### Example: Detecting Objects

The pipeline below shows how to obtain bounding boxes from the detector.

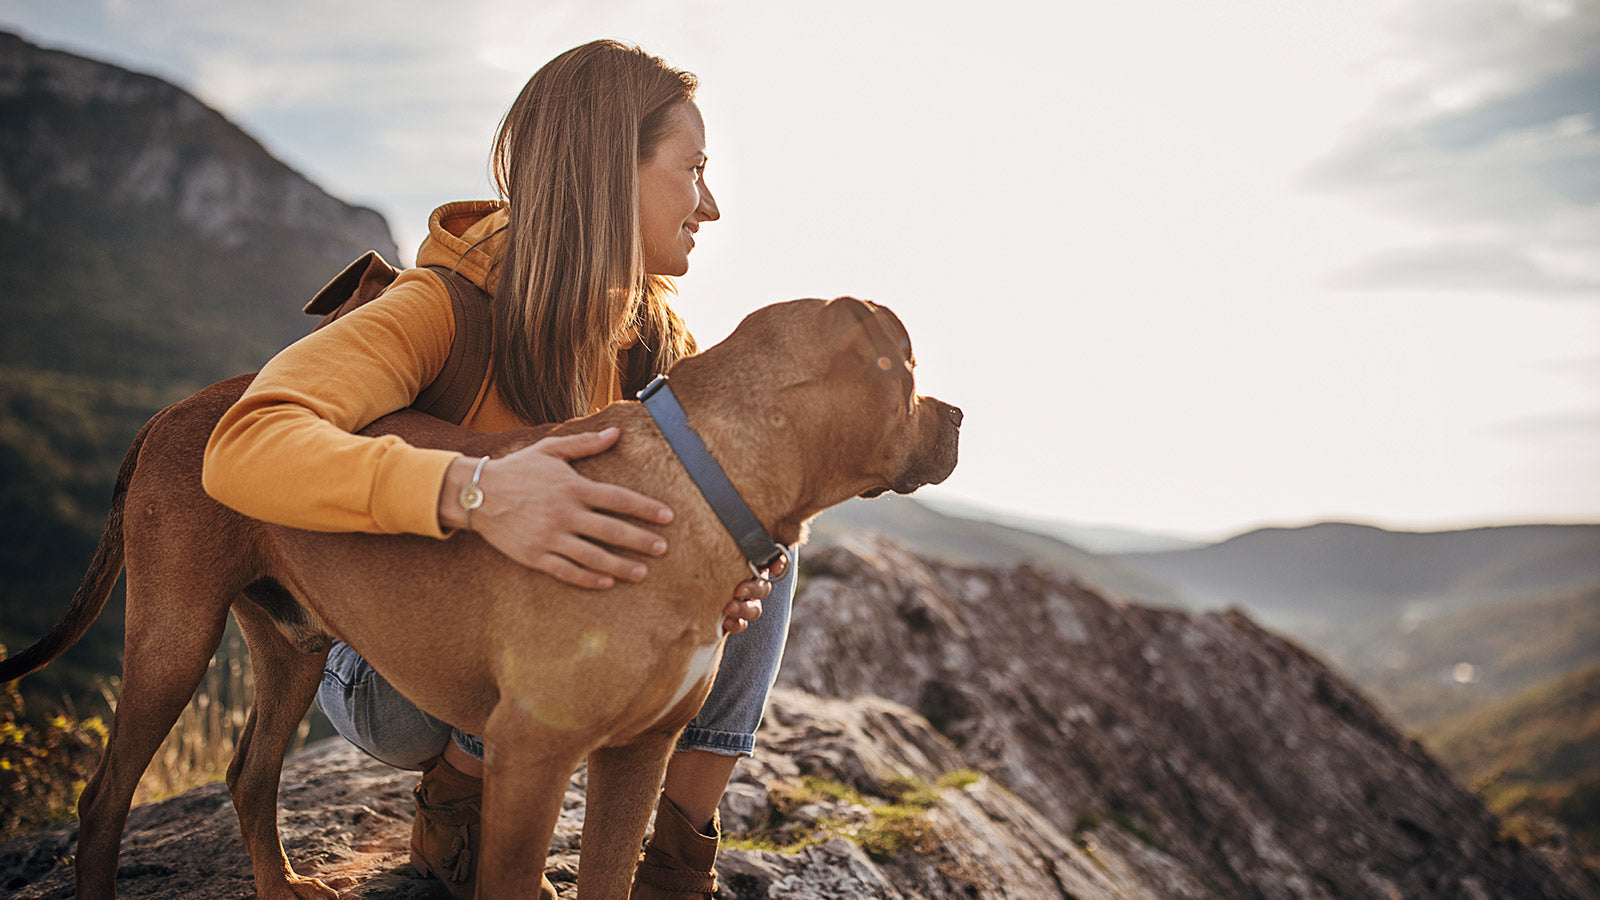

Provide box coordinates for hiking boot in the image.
[408,756,556,899]
[630,793,719,899]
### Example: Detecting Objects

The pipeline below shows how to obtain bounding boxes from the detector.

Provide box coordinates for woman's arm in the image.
[202,271,678,589]
[203,271,463,536]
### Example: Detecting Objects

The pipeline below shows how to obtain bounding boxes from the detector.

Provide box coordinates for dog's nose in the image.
[948,404,963,427]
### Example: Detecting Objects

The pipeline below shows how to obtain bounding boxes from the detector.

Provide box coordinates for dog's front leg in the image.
[476,712,588,900]
[579,732,679,898]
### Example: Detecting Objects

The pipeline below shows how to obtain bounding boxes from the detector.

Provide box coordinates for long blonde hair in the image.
[490,39,699,425]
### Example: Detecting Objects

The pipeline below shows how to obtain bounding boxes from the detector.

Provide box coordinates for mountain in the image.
[810,503,1600,728]
[0,30,397,384]
[1310,575,1600,727]
[1115,521,1600,625]
[810,495,1191,608]
[1108,520,1600,725]
[4,541,1594,898]
[0,30,398,708]
[914,495,1209,554]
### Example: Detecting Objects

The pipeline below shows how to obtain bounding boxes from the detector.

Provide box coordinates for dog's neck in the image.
[653,362,817,550]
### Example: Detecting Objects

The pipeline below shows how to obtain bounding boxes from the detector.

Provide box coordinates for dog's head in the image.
[822,297,962,499]
[685,297,960,515]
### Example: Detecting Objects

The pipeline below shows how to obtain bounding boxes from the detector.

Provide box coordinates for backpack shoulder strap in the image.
[412,266,493,425]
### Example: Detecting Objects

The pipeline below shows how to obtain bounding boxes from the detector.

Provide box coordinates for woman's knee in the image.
[316,642,452,770]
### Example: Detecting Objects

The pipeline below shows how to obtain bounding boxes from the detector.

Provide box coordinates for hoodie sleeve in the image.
[202,269,465,538]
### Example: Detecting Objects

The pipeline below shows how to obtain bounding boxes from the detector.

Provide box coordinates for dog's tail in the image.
[0,407,162,683]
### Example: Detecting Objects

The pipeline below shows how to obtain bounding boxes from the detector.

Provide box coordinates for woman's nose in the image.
[698,181,720,222]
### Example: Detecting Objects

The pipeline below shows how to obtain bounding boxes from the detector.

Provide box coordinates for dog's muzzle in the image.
[887,399,962,495]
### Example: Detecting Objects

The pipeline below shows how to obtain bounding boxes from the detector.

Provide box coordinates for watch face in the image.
[459,484,484,511]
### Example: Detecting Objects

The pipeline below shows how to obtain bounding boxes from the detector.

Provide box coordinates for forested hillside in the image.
[0,30,397,706]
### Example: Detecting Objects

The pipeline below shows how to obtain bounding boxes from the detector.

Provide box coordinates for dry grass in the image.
[1,626,313,838]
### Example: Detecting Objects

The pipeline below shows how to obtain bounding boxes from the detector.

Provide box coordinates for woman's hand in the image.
[722,550,788,634]
[439,427,672,589]
[723,580,765,635]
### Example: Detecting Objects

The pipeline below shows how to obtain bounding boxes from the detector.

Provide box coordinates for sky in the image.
[3,0,1598,541]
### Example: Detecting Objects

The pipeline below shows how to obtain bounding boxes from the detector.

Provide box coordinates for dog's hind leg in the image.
[227,591,337,900]
[72,584,230,900]
[578,731,679,899]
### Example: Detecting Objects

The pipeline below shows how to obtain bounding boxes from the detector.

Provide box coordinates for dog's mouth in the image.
[857,399,961,500]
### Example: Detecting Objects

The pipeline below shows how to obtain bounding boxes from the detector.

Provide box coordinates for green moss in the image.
[732,768,981,860]
[937,768,983,790]
[882,773,942,809]
[771,775,865,812]
[723,833,822,854]
[857,802,938,860]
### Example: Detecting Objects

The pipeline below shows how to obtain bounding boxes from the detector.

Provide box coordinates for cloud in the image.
[1495,410,1600,437]
[1307,0,1600,296]
[1329,240,1600,295]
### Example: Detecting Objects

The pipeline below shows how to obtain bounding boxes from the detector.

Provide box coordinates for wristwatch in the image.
[459,456,489,529]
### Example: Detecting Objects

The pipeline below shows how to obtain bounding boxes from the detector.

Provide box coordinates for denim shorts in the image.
[315,550,794,768]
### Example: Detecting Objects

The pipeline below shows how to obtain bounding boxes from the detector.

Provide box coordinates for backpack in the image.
[303,251,493,426]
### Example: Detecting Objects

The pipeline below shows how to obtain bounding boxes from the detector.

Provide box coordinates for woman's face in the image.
[639,101,719,277]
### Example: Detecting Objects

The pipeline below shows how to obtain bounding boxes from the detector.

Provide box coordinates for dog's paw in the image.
[275,874,342,900]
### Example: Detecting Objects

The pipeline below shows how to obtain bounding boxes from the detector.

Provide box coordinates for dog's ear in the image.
[825,297,913,371]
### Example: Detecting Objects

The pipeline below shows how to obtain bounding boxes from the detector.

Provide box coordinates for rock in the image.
[776,536,1600,899]
[718,838,903,899]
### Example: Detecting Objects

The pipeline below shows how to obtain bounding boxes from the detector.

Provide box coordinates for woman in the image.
[202,40,791,900]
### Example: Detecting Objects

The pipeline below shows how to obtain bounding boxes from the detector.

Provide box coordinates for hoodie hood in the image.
[415,200,509,292]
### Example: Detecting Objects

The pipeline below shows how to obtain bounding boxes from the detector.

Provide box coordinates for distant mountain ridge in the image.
[810,494,1191,608]
[1116,520,1600,622]
[914,495,1209,553]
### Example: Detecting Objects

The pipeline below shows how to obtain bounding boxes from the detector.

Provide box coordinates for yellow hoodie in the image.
[202,201,623,538]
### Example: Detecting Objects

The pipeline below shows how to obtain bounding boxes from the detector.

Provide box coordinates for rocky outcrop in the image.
[778,537,1597,898]
[2,538,1596,898]
[0,692,1093,899]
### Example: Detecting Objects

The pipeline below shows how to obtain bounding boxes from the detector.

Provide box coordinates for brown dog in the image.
[0,297,960,899]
